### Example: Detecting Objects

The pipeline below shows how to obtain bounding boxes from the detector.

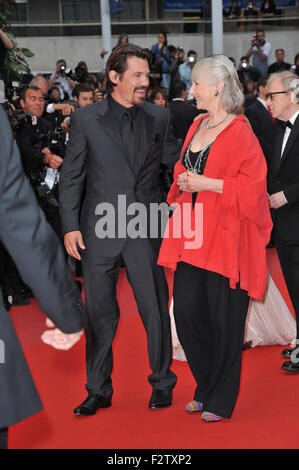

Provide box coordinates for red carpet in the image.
[7,249,299,449]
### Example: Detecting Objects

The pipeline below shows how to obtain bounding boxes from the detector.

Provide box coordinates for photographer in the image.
[168,46,185,100]
[179,50,197,93]
[49,59,76,100]
[93,71,107,102]
[29,73,76,119]
[246,29,271,77]
[151,32,172,92]
[237,56,261,87]
[61,83,94,133]
[16,86,63,238]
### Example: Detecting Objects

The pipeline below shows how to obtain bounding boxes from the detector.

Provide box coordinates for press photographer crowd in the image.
[0,27,298,311]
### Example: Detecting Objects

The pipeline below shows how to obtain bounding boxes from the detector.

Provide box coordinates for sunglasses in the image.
[266,91,288,100]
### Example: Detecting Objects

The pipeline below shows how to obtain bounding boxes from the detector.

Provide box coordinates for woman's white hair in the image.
[191,54,244,114]
[268,71,299,104]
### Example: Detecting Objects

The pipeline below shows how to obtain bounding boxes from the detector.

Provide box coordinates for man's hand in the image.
[268,191,288,209]
[53,103,75,115]
[64,231,86,260]
[61,118,70,133]
[43,148,63,169]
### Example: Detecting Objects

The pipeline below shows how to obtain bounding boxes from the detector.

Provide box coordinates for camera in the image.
[34,181,60,209]
[189,56,195,63]
[252,35,259,47]
[57,65,76,80]
[5,81,26,111]
[241,60,248,69]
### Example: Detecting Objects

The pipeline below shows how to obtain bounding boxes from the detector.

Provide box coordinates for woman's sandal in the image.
[185,400,203,412]
[201,411,223,422]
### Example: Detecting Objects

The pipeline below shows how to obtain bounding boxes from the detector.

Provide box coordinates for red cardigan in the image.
[158,114,273,300]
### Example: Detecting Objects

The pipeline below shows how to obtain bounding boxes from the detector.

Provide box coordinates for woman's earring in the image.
[215,89,219,97]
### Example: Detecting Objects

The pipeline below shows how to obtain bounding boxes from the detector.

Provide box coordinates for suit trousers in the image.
[81,237,177,398]
[274,234,299,341]
[0,427,8,450]
[173,262,249,419]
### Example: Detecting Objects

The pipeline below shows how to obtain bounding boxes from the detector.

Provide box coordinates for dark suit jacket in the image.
[0,107,84,428]
[268,114,299,242]
[16,117,53,180]
[245,99,276,165]
[169,99,199,143]
[59,96,180,256]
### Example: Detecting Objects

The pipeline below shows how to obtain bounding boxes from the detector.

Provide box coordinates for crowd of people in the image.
[225,0,280,19]
[1,22,299,448]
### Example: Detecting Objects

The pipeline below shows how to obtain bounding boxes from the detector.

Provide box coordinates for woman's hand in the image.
[177,171,223,194]
[177,171,208,193]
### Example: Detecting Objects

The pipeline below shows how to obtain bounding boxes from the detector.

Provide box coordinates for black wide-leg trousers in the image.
[81,237,177,399]
[173,262,249,419]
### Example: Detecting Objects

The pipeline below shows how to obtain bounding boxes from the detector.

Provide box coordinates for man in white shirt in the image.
[267,71,299,371]
[246,29,271,77]
[49,59,76,100]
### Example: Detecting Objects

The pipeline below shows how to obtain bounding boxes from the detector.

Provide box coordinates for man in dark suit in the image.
[0,107,84,449]
[169,80,200,148]
[267,49,291,75]
[59,44,178,416]
[267,71,299,371]
[245,76,276,166]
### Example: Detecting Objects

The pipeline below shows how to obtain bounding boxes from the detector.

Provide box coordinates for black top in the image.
[181,128,213,205]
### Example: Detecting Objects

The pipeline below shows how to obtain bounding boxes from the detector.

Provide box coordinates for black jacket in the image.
[268,115,299,242]
[16,116,53,180]
[169,99,199,144]
[245,99,276,165]
[0,107,84,428]
[59,96,180,256]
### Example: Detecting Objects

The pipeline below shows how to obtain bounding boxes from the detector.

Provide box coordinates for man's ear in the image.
[109,70,120,87]
[20,99,26,112]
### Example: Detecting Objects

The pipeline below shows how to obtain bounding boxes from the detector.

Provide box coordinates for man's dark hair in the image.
[172,80,187,99]
[56,58,66,66]
[275,48,284,54]
[257,76,268,90]
[72,82,93,99]
[256,28,265,34]
[20,85,43,102]
[240,56,249,62]
[105,43,150,94]
[187,50,197,57]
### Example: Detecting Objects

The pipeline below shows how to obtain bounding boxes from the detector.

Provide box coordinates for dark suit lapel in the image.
[256,100,272,124]
[279,115,299,169]
[274,120,287,173]
[138,105,155,168]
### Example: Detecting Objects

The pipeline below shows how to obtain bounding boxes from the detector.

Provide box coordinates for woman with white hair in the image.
[158,55,273,421]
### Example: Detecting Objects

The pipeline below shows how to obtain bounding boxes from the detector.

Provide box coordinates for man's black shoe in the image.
[281,360,299,372]
[281,347,298,358]
[149,389,172,409]
[74,393,111,416]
